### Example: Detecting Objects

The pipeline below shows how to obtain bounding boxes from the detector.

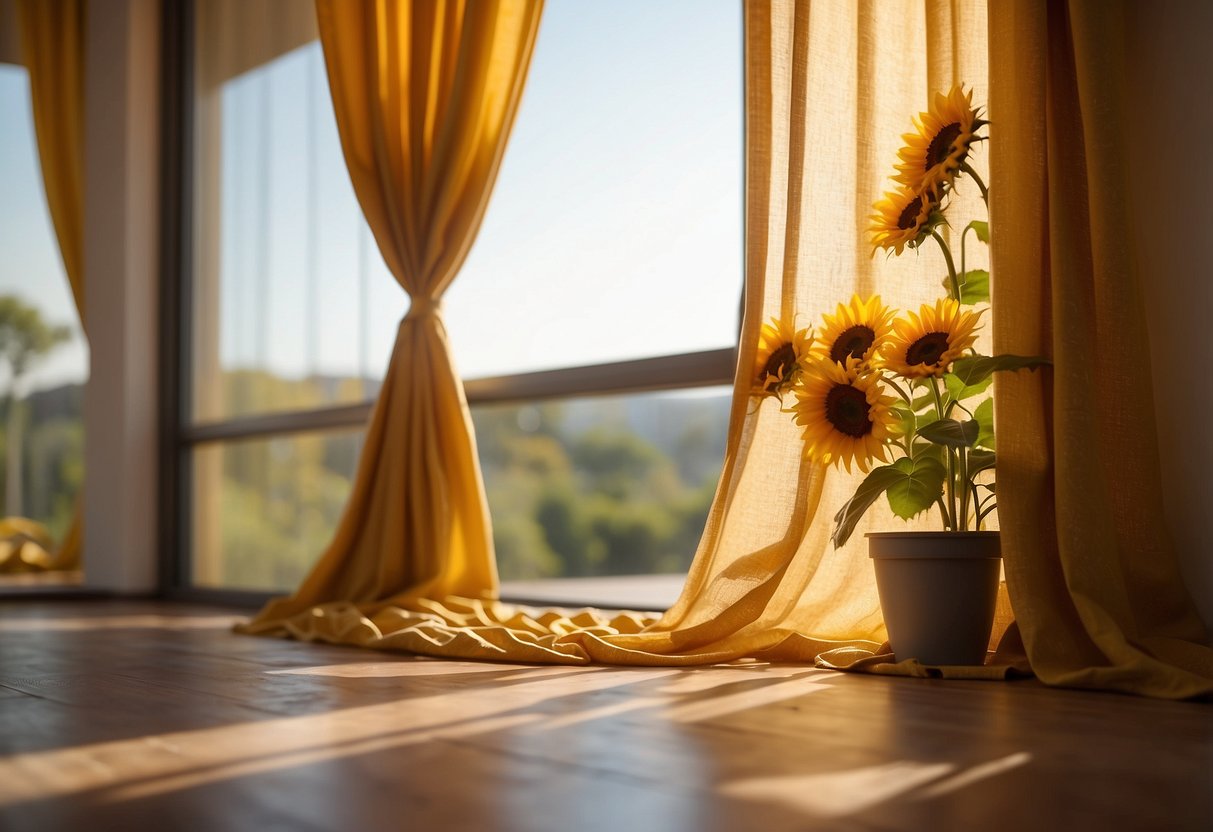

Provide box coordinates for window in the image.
[177,0,742,605]
[0,62,88,551]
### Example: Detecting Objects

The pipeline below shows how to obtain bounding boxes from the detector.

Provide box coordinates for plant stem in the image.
[931,230,962,303]
[961,162,989,203]
[929,377,958,530]
[958,445,970,531]
[936,496,953,530]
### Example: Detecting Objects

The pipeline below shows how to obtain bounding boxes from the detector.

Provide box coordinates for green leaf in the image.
[968,448,996,476]
[911,393,934,412]
[890,400,917,435]
[917,418,979,448]
[942,269,989,305]
[885,456,947,520]
[912,441,945,463]
[968,220,990,244]
[973,398,995,449]
[950,354,1051,389]
[831,465,906,548]
[944,370,994,401]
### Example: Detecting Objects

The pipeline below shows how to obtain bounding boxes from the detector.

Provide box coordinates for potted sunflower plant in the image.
[753,86,1046,666]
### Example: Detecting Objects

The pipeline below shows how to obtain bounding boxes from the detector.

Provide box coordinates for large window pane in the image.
[191,429,363,590]
[444,0,743,376]
[0,64,87,542]
[193,388,730,593]
[189,0,741,424]
[190,3,403,423]
[474,387,730,583]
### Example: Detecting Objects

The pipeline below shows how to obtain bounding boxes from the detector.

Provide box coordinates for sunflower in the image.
[813,294,895,368]
[869,185,941,256]
[881,298,984,378]
[893,85,986,196]
[753,317,812,398]
[793,358,897,473]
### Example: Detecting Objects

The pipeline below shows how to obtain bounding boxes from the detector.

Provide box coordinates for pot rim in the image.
[867,530,1001,560]
[865,531,1000,539]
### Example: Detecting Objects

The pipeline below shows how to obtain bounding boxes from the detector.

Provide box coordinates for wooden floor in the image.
[0,601,1209,832]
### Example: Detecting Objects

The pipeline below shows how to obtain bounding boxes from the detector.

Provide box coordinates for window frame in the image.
[159,0,744,608]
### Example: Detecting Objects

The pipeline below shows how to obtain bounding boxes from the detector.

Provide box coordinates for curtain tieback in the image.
[404,296,443,321]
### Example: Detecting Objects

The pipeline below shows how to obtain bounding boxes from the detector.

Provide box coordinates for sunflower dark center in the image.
[829,325,876,363]
[926,122,963,167]
[763,343,797,383]
[896,196,924,230]
[905,332,950,367]
[825,384,873,438]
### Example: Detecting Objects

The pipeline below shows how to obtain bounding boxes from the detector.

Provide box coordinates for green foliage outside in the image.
[206,383,727,590]
[11,358,729,590]
[0,294,77,535]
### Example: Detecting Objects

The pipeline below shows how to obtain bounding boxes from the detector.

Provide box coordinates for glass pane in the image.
[191,429,362,590]
[188,0,742,423]
[446,0,743,376]
[193,387,730,593]
[190,3,405,423]
[0,65,88,543]
[474,387,731,583]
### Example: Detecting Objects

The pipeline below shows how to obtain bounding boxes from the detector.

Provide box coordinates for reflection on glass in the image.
[0,65,88,541]
[474,387,731,581]
[191,430,363,590]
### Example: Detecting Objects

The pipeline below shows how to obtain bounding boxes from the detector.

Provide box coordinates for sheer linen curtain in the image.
[242,0,1000,669]
[0,0,85,573]
[989,0,1213,699]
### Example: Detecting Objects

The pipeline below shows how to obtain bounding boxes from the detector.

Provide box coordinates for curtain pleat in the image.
[988,0,1213,699]
[240,0,544,631]
[0,0,87,573]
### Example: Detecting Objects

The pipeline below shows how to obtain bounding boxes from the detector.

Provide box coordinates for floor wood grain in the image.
[0,600,1208,832]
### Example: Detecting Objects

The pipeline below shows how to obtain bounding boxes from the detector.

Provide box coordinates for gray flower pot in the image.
[867,531,1001,666]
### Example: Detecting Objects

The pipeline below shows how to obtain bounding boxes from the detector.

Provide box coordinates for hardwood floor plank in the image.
[0,600,1208,832]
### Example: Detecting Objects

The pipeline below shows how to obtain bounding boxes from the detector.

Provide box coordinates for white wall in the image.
[82,0,161,591]
[1126,0,1213,632]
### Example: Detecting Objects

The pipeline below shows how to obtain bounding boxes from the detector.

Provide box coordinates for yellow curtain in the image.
[988,0,1213,698]
[243,0,1004,671]
[0,0,86,573]
[241,0,544,630]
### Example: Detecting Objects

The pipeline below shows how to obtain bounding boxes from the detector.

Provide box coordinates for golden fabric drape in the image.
[243,0,1005,671]
[0,0,86,573]
[241,0,544,630]
[988,0,1213,699]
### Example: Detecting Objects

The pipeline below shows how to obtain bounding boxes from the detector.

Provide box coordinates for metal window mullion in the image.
[180,346,737,446]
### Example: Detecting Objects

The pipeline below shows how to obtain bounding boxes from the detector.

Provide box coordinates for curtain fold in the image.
[243,0,1001,673]
[0,0,87,573]
[242,0,544,630]
[988,0,1213,698]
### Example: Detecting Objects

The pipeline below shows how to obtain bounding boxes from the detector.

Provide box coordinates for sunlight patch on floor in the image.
[917,752,1032,798]
[0,666,683,807]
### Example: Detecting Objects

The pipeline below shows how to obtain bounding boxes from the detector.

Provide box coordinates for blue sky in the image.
[0,0,743,398]
[0,65,86,390]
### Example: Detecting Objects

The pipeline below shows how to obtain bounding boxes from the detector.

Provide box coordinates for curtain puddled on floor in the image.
[0,0,86,574]
[243,0,1006,670]
[988,0,1213,699]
